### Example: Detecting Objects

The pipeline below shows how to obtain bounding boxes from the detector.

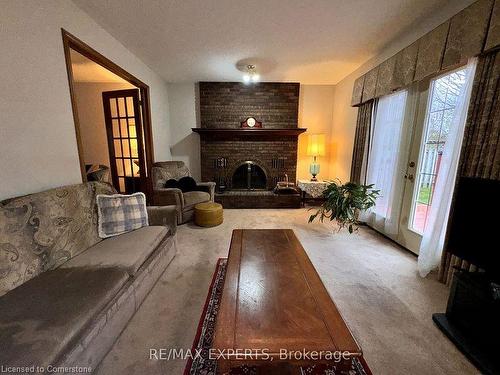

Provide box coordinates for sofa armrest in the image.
[153,188,184,206]
[147,205,178,234]
[196,182,216,201]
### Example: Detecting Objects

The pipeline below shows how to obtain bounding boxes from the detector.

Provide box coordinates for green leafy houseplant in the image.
[308,180,380,233]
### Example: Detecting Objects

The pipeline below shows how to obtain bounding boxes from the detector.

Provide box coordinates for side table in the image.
[297,179,330,206]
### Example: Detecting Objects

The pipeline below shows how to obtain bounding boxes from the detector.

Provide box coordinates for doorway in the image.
[364,65,472,255]
[62,29,154,198]
[398,67,469,254]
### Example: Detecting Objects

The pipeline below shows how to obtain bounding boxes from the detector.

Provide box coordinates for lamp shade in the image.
[306,134,326,156]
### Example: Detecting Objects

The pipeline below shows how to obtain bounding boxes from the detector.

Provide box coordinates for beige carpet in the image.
[95,208,477,375]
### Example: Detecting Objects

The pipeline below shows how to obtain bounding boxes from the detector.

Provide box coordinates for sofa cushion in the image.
[0,182,115,297]
[0,267,128,367]
[61,226,169,276]
[183,191,210,210]
[96,192,149,238]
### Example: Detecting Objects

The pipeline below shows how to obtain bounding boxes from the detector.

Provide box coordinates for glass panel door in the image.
[410,69,467,233]
[398,67,468,253]
[102,89,146,194]
[364,89,409,237]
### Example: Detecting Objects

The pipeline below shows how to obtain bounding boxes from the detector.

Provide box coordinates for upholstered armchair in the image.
[151,161,215,224]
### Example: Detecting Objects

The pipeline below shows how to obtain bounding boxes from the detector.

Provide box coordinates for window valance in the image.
[351,0,497,106]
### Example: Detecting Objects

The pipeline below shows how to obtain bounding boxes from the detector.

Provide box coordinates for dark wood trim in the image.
[62,29,149,88]
[192,128,307,135]
[141,86,155,187]
[102,94,119,188]
[192,128,307,140]
[61,29,154,198]
[62,30,87,181]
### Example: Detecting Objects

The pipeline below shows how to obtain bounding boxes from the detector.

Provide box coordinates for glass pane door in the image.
[409,68,467,234]
[397,67,469,254]
[102,89,146,194]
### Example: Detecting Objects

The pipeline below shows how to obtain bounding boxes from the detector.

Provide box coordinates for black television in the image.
[446,177,500,279]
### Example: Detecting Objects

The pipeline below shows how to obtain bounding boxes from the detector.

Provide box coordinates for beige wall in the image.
[74,82,134,167]
[167,83,201,180]
[0,0,171,200]
[329,0,474,182]
[298,85,335,181]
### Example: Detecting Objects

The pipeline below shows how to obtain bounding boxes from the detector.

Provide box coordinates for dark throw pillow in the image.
[165,179,178,189]
[178,176,197,192]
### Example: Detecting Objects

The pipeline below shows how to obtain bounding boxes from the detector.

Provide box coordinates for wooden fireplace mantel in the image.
[192,128,307,139]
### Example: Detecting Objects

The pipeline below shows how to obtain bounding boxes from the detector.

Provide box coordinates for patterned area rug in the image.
[184,259,372,375]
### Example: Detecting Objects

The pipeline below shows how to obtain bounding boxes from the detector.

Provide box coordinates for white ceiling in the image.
[73,0,474,84]
[70,49,130,83]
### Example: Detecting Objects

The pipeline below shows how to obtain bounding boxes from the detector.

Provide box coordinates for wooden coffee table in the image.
[213,229,361,374]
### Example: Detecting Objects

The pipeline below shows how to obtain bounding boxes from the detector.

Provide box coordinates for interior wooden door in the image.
[102,89,147,194]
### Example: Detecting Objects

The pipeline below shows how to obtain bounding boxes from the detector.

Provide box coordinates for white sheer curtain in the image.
[418,58,477,277]
[362,90,411,236]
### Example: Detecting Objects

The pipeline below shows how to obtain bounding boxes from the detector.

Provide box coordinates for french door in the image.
[396,80,430,253]
[397,67,469,254]
[102,89,147,194]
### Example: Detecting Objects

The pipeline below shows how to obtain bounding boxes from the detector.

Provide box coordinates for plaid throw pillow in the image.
[96,193,148,238]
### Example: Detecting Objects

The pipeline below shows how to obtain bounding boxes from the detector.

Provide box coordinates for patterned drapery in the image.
[351,0,497,106]
[439,50,500,284]
[350,101,373,184]
[442,0,492,68]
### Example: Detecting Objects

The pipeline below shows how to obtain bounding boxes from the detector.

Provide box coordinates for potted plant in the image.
[308,180,379,233]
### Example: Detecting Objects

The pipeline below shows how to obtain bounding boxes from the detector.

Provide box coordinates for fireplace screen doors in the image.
[232,161,267,190]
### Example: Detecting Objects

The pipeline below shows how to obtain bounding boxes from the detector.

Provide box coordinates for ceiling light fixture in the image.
[243,64,259,84]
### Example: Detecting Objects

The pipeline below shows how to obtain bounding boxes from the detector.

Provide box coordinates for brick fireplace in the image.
[193,82,306,208]
[198,136,300,190]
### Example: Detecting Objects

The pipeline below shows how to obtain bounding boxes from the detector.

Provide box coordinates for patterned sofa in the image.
[0,182,177,372]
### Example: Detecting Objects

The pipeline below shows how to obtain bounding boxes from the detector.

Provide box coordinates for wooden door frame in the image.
[61,29,154,198]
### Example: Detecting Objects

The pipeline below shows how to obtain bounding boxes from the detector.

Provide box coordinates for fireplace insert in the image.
[232,161,267,190]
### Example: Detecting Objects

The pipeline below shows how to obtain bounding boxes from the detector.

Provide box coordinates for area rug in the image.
[184,258,372,375]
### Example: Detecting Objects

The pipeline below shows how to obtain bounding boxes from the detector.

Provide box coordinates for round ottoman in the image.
[194,202,223,227]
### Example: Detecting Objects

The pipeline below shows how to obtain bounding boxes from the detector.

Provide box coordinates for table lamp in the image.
[307,134,326,181]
